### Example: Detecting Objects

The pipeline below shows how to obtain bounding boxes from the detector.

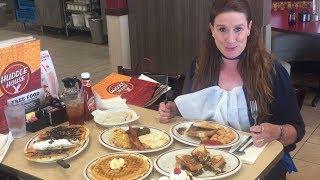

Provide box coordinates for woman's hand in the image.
[250,123,281,147]
[158,101,178,123]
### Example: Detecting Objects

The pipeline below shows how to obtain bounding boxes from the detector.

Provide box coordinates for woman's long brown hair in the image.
[192,0,275,122]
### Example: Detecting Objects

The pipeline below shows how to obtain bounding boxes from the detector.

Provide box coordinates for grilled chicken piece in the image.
[191,145,210,163]
[176,155,203,175]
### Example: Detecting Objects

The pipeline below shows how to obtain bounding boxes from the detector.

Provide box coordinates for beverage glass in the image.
[4,104,26,138]
[65,98,84,125]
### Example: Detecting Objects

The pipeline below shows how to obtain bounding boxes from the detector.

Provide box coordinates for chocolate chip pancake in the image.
[37,125,89,142]
[88,154,151,180]
[24,125,90,162]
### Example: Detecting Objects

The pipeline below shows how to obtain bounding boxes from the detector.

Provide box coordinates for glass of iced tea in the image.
[65,97,84,125]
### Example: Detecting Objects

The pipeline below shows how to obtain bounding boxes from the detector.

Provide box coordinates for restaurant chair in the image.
[279,60,306,110]
[272,33,320,107]
[117,66,185,110]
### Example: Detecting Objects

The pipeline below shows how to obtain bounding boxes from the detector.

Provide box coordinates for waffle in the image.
[89,154,150,180]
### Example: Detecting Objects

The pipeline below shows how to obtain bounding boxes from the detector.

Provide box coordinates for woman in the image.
[158,0,305,179]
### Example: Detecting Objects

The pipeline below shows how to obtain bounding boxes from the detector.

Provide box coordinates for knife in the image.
[164,74,169,104]
[144,84,167,107]
[233,136,252,153]
[57,159,70,168]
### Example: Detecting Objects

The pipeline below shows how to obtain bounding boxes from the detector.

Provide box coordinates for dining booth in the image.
[271,0,320,107]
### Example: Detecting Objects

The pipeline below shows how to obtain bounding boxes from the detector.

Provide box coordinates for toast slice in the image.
[191,121,221,130]
[191,145,210,163]
[206,155,226,172]
[186,125,217,138]
[176,154,203,175]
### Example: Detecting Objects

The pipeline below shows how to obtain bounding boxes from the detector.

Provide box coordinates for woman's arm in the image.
[271,63,305,144]
[251,62,305,148]
[280,124,298,146]
[158,101,179,123]
[250,123,297,147]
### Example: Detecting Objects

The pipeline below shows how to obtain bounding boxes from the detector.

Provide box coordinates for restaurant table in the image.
[271,10,320,36]
[0,106,283,180]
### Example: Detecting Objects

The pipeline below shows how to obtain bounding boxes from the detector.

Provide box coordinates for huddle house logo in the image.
[0,62,31,95]
[107,81,134,95]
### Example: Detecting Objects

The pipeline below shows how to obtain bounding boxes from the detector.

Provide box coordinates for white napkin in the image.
[95,94,129,110]
[138,74,171,91]
[174,86,250,131]
[229,134,267,164]
[0,132,14,162]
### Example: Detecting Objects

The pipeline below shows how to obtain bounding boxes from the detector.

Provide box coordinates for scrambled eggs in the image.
[138,132,169,149]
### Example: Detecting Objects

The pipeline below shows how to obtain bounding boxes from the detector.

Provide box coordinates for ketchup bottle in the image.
[81,72,96,121]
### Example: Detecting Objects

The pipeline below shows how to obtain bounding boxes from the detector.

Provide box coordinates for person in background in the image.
[158,0,305,179]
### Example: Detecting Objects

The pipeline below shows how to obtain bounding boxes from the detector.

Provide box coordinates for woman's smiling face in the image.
[210,11,252,59]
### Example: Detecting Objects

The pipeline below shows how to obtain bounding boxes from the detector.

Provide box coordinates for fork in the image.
[250,100,258,125]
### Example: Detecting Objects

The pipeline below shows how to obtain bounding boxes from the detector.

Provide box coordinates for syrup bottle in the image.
[81,72,96,121]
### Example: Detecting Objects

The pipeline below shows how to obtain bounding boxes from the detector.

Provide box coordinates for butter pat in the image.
[110,158,125,170]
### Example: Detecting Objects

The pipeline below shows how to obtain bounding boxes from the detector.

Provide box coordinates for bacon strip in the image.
[126,126,145,150]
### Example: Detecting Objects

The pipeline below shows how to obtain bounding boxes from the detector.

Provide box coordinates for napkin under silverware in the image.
[95,94,129,110]
[229,134,267,164]
[0,132,14,162]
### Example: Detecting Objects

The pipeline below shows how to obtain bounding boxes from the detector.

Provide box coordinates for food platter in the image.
[99,125,173,153]
[92,108,139,127]
[170,121,240,149]
[24,136,89,163]
[154,147,242,179]
[24,125,90,163]
[84,153,153,180]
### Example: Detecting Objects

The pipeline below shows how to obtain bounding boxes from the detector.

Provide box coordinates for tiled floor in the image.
[1,21,320,180]
[287,93,320,180]
[0,21,111,87]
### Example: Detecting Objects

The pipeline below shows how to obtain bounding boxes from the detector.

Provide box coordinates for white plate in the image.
[92,108,139,127]
[84,153,153,180]
[154,148,242,179]
[170,122,240,149]
[24,129,89,163]
[99,125,173,153]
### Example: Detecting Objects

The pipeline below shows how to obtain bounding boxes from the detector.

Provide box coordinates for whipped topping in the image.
[32,139,78,150]
[110,158,125,170]
[158,169,191,180]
